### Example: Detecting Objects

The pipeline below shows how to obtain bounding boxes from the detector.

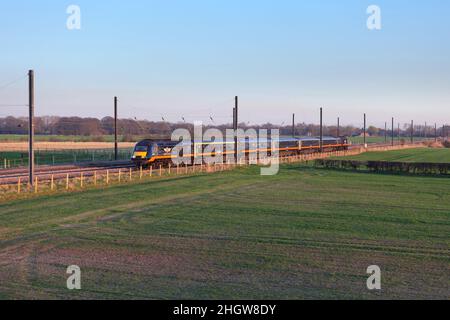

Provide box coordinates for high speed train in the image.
[131,136,349,167]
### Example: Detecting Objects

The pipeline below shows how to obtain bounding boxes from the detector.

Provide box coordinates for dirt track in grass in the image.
[0,164,449,299]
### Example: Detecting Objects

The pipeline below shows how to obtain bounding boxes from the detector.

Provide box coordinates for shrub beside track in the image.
[315,159,450,175]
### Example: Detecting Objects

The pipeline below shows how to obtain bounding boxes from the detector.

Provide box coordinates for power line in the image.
[0,74,27,92]
[0,104,28,107]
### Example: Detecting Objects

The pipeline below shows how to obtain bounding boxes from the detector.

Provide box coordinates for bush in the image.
[121,134,136,142]
[315,159,449,175]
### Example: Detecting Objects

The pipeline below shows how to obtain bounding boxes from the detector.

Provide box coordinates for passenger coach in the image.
[131,136,349,167]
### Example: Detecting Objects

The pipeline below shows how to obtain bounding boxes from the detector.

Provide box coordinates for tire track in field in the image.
[0,177,267,297]
[0,176,264,246]
[156,232,450,260]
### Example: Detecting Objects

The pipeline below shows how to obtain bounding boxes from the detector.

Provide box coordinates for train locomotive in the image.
[131,136,349,167]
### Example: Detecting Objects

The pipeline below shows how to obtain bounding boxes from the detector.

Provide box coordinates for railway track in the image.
[0,141,427,186]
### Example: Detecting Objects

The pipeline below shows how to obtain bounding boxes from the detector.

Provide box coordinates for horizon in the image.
[1,113,442,130]
[1,1,450,127]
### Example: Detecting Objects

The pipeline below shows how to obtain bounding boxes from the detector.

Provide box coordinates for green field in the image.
[0,163,448,299]
[334,148,450,163]
[348,136,390,144]
[0,149,133,167]
[0,134,117,142]
[0,134,163,143]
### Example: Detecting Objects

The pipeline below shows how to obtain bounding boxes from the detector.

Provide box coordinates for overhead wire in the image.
[0,74,27,92]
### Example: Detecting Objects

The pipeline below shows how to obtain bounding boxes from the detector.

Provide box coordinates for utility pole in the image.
[337,117,340,137]
[114,96,118,161]
[363,113,366,147]
[234,96,238,162]
[319,108,323,152]
[398,123,400,141]
[411,120,414,143]
[384,122,387,143]
[424,122,427,139]
[28,70,35,186]
[292,113,295,137]
[232,108,236,128]
[391,117,394,146]
[435,123,437,142]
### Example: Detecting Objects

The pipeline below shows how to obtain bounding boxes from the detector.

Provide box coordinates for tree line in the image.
[0,116,446,138]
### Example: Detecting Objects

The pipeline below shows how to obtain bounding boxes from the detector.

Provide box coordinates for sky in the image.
[1,0,449,127]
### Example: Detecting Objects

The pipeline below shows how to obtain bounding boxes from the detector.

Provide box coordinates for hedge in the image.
[314,159,449,175]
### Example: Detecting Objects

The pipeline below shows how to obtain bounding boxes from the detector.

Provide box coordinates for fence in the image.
[0,162,242,200]
[0,142,429,200]
[0,140,426,170]
[0,148,133,169]
[276,142,425,164]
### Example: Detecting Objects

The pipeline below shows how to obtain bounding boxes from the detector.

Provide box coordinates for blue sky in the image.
[1,0,449,126]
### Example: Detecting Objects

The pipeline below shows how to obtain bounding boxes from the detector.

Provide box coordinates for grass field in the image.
[0,149,133,167]
[0,134,118,142]
[0,163,448,299]
[333,148,450,163]
[348,136,390,144]
[0,134,163,143]
[348,137,434,145]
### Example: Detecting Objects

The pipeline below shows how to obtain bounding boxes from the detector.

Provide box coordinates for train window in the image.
[135,146,148,152]
[152,144,159,155]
